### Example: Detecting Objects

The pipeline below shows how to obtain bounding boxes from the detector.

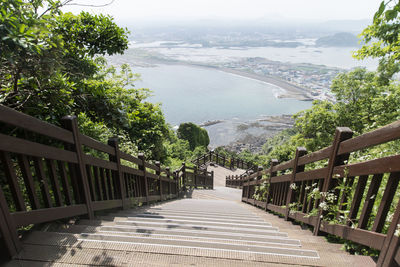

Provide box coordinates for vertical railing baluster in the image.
[166,167,171,199]
[0,186,21,258]
[265,159,279,210]
[18,155,40,209]
[138,153,149,204]
[313,127,353,236]
[285,147,307,220]
[108,138,127,209]
[57,161,72,205]
[156,162,162,201]
[62,116,94,219]
[0,152,26,211]
[377,191,400,266]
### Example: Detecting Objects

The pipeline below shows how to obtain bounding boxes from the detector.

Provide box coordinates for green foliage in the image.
[191,146,208,159]
[355,0,400,83]
[177,122,210,150]
[164,129,191,161]
[0,0,169,160]
[253,181,269,201]
[262,68,400,165]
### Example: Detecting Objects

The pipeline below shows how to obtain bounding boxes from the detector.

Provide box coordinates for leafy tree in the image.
[0,0,169,160]
[355,0,400,83]
[177,122,210,150]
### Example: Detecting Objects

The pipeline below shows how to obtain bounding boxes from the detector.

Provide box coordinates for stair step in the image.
[23,231,319,261]
[116,220,279,233]
[94,230,301,247]
[55,224,295,245]
[8,244,309,267]
[97,214,273,229]
[76,232,307,255]
[111,211,267,224]
[77,219,281,236]
[119,209,264,221]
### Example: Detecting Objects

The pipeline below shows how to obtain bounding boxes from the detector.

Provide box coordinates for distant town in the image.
[215,57,342,102]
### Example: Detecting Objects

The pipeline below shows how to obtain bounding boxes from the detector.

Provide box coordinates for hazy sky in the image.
[63,0,383,22]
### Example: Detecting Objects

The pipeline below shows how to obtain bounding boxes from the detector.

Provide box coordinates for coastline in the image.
[146,59,314,101]
[111,48,315,101]
[217,67,313,101]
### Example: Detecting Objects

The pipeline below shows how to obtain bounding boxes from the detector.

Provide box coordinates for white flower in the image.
[395,224,400,237]
[319,201,328,211]
[326,193,337,202]
[312,188,320,194]
[290,183,297,190]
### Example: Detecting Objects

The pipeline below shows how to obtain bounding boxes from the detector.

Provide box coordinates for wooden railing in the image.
[0,105,213,259]
[193,151,255,170]
[235,122,400,267]
[175,163,214,190]
[226,167,262,189]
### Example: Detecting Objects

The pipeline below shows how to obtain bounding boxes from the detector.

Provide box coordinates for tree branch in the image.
[64,0,115,8]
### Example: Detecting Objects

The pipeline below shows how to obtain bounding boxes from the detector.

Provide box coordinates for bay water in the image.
[134,64,312,125]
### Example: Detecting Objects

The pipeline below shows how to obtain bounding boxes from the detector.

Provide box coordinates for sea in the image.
[109,42,378,146]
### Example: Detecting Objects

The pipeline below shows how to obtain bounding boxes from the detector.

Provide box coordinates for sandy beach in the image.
[165,61,314,101]
[217,68,313,101]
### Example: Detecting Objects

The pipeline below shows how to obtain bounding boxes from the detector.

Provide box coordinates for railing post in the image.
[377,190,400,266]
[194,166,198,189]
[181,162,186,190]
[266,159,279,211]
[222,155,225,167]
[108,138,127,210]
[174,171,179,198]
[155,161,162,201]
[255,166,263,204]
[230,158,234,169]
[257,166,263,180]
[61,116,94,219]
[0,186,21,258]
[246,170,253,200]
[165,167,171,199]
[313,127,353,235]
[285,147,307,221]
[211,170,214,189]
[138,153,149,204]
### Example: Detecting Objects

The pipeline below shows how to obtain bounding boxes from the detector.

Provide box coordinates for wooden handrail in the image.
[192,151,255,171]
[0,105,213,259]
[235,121,400,267]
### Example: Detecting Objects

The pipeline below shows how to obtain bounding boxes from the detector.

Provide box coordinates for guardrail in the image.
[0,105,213,259]
[226,167,262,189]
[236,122,400,267]
[175,163,214,190]
[192,151,255,170]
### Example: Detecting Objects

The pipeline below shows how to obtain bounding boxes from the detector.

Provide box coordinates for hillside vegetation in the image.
[228,0,400,167]
[2,0,400,170]
[0,0,208,169]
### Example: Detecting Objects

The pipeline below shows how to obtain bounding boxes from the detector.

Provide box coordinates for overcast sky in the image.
[62,0,383,22]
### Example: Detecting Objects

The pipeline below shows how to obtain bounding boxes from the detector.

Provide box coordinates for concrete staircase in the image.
[5,165,375,266]
[8,198,323,266]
